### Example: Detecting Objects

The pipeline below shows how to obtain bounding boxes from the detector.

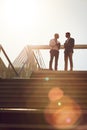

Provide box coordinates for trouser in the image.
[49,50,59,70]
[64,52,73,71]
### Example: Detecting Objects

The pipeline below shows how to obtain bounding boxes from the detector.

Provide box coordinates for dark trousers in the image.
[49,50,59,70]
[64,52,73,71]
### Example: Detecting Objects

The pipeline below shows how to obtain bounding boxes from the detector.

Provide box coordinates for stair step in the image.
[0,70,87,129]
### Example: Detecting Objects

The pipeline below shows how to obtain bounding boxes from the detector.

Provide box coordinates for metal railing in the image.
[11,46,38,78]
[0,44,19,78]
[30,44,87,49]
[0,44,87,78]
[0,45,46,78]
[30,44,87,71]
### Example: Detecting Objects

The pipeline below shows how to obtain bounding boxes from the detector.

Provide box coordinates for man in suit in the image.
[49,33,60,70]
[64,32,75,71]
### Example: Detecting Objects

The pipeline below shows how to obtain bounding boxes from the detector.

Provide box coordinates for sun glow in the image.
[3,0,39,29]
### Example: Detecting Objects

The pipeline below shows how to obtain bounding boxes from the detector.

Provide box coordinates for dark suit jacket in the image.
[64,38,75,54]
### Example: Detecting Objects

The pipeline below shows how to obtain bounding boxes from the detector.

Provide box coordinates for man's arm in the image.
[70,38,75,48]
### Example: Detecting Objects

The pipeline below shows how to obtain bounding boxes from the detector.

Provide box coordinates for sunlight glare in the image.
[4,0,39,29]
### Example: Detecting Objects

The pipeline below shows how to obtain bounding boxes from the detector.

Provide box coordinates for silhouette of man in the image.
[49,33,60,70]
[64,32,75,71]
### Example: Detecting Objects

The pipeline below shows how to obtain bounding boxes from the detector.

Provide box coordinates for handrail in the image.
[0,44,87,78]
[30,44,87,49]
[33,50,46,69]
[33,51,41,69]
[26,44,87,71]
[12,46,38,77]
[0,44,19,77]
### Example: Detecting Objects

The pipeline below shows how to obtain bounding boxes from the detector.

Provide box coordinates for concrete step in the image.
[31,70,87,78]
[0,71,87,129]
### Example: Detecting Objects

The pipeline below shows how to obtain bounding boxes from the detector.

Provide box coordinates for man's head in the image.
[54,33,59,39]
[65,32,71,38]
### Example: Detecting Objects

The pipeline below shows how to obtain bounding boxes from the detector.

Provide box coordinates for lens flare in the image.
[45,77,49,81]
[48,87,64,101]
[44,96,82,129]
[57,101,62,106]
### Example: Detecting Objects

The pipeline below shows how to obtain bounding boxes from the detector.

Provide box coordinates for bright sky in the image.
[0,0,87,70]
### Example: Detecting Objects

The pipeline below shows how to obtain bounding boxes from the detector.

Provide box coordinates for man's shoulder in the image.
[69,38,75,43]
[50,39,54,42]
[49,39,55,46]
[70,37,74,41]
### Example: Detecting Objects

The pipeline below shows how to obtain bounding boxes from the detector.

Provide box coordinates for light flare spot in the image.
[45,77,49,81]
[48,87,64,101]
[66,117,71,123]
[44,96,82,129]
[57,101,62,106]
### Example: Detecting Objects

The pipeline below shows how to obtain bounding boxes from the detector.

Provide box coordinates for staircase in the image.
[0,70,87,130]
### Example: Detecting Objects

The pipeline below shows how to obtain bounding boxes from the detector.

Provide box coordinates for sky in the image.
[0,0,87,70]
